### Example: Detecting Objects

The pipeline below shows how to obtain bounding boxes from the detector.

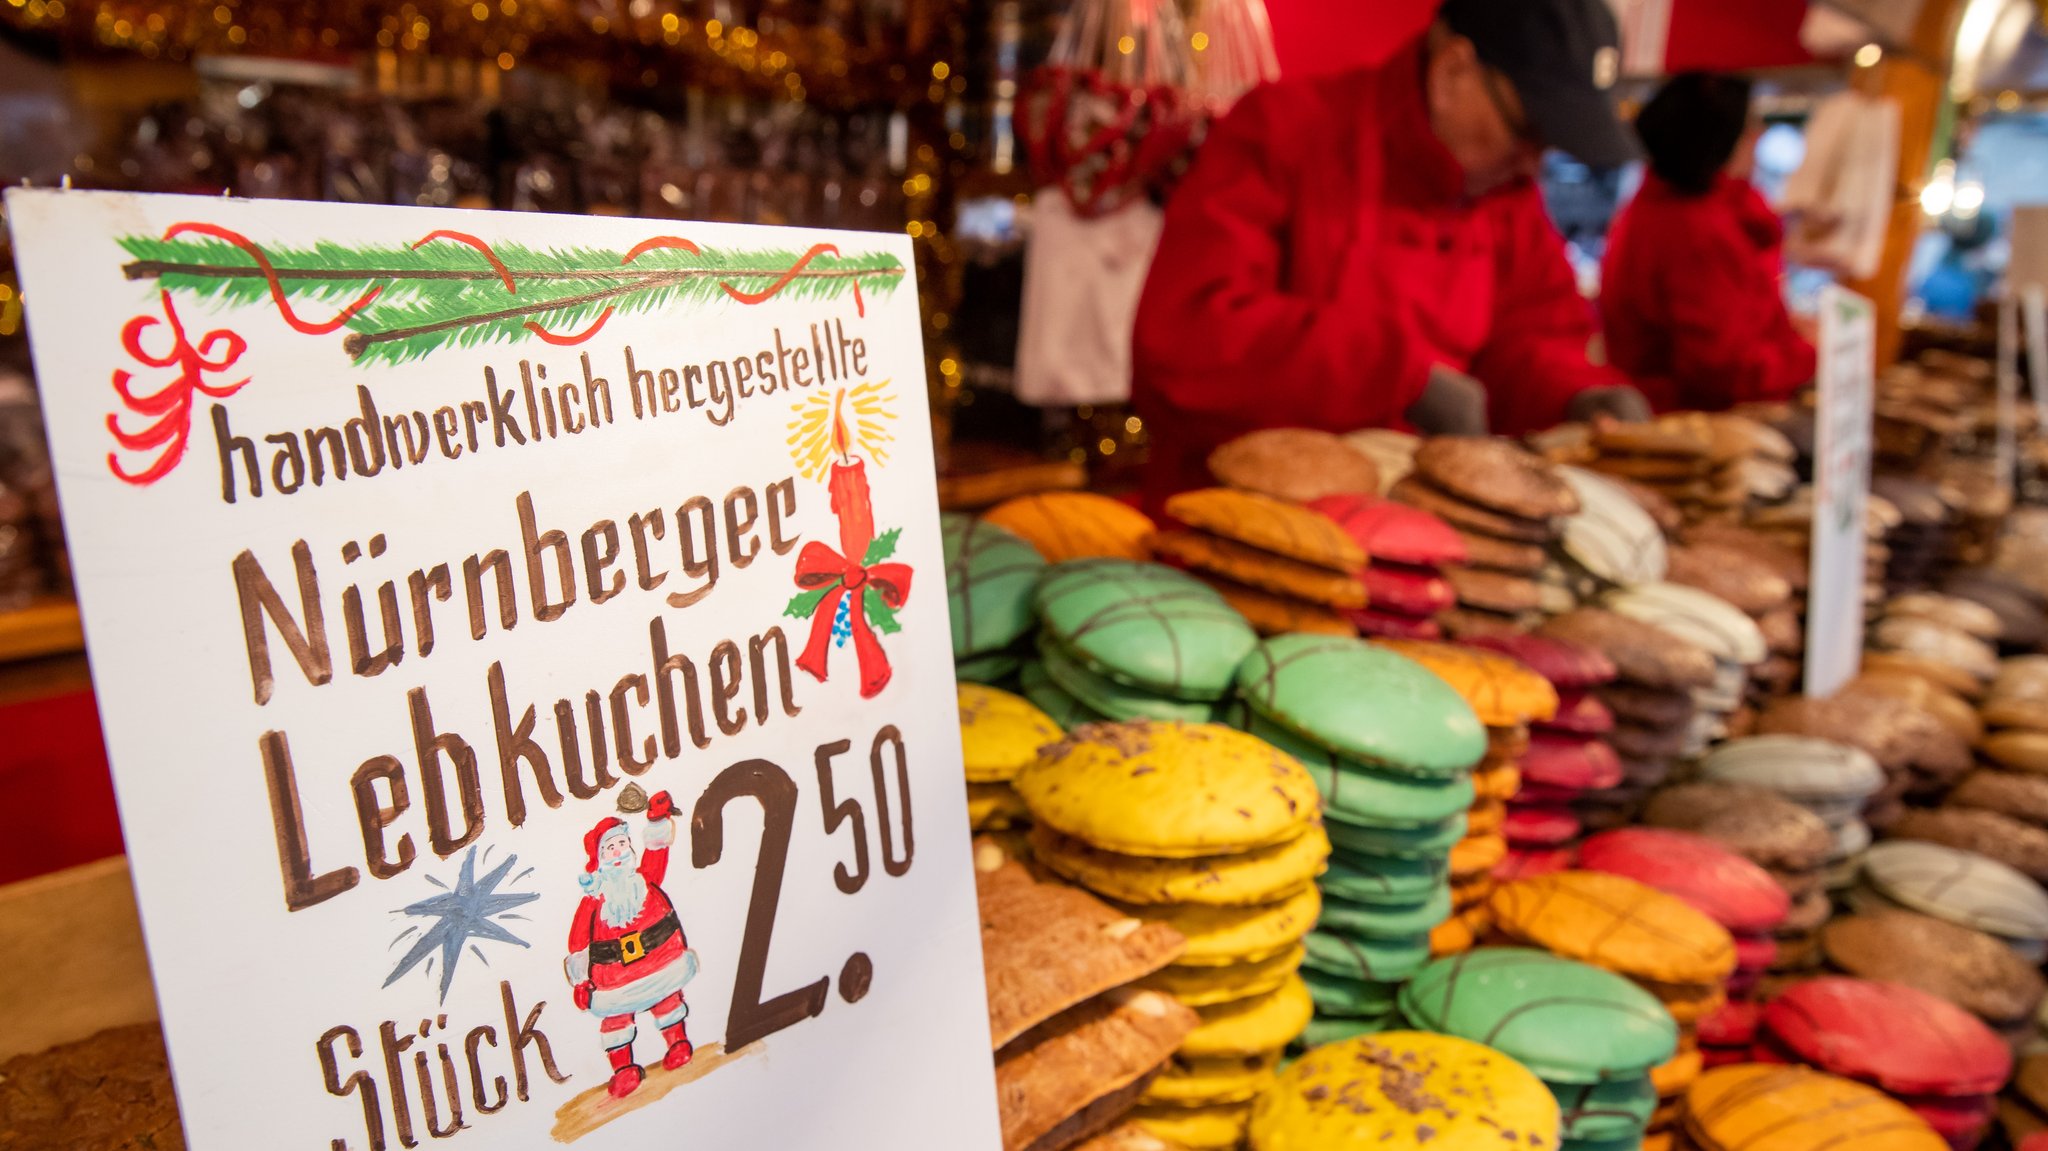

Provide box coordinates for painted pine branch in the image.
[117,233,908,366]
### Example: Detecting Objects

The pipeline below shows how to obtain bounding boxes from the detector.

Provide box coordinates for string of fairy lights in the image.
[0,0,965,110]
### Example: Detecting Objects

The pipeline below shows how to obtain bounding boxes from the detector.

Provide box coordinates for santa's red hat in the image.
[585,817,631,873]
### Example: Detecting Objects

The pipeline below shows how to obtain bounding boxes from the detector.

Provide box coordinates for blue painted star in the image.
[384,846,540,1003]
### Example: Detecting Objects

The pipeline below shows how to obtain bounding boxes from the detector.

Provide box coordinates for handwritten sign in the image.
[2023,285,2048,438]
[6,189,1000,1150]
[2000,293,2021,496]
[1805,285,1875,699]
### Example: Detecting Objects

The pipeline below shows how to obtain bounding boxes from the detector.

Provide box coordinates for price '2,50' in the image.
[690,723,913,1052]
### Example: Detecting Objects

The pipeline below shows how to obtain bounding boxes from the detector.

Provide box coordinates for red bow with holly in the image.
[786,475,912,699]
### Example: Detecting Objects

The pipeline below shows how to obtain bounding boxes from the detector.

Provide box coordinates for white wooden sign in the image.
[6,188,1000,1151]
[1805,284,1875,699]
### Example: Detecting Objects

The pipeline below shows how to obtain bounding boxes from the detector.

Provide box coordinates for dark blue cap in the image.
[1439,0,1639,169]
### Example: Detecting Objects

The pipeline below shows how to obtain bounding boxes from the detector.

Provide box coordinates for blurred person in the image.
[1131,0,1651,514]
[1601,72,1815,413]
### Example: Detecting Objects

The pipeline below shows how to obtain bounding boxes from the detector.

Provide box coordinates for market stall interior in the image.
[14,0,2048,1148]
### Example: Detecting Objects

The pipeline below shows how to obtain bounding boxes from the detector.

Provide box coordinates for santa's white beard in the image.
[593,860,648,928]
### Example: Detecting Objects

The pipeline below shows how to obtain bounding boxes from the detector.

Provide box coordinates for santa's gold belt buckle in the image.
[620,932,645,963]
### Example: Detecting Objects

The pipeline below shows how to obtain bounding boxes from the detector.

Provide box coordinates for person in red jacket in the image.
[1132,0,1650,514]
[1601,73,1816,413]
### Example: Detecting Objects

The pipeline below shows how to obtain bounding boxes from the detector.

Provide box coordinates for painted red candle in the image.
[789,387,911,699]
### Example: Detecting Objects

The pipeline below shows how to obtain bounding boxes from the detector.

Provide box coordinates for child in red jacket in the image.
[1601,73,1816,413]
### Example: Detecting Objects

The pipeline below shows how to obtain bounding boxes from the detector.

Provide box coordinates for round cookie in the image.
[1491,871,1737,985]
[1390,475,1558,543]
[1979,695,2048,733]
[1208,428,1381,504]
[959,684,1063,782]
[1428,905,1494,957]
[1503,806,1581,849]
[1489,724,1534,761]
[1639,782,1833,875]
[1243,713,1475,828]
[1890,806,2048,883]
[1451,833,1510,880]
[1439,605,1535,640]
[1296,1014,1397,1048]
[1129,1102,1252,1151]
[1559,465,1670,587]
[1307,494,1468,568]
[1684,1064,1948,1151]
[1318,887,1454,940]
[1248,1031,1561,1150]
[1859,840,2048,945]
[1320,848,1450,907]
[1457,528,1550,573]
[1301,964,1400,1019]
[1639,977,1726,1024]
[1028,826,1330,907]
[1347,606,1445,641]
[1018,659,1107,729]
[1983,730,2048,774]
[1649,1047,1703,1098]
[1451,873,1496,910]
[985,491,1154,563]
[942,512,1047,658]
[1236,635,1487,776]
[1592,419,1712,459]
[1545,692,1618,735]
[1443,565,1547,615]
[1538,609,1717,692]
[1603,582,1767,667]
[1325,813,1468,859]
[1822,909,2046,1027]
[1035,560,1257,701]
[1466,800,1508,836]
[1551,1076,1659,1142]
[1497,846,1577,882]
[1360,565,1457,616]
[1474,762,1523,802]
[1302,929,1431,984]
[1400,949,1678,1083]
[1464,632,1620,690]
[1150,530,1370,609]
[1120,884,1322,967]
[1196,574,1356,638]
[1015,721,1320,857]
[1141,945,1306,1007]
[1371,638,1561,728]
[968,782,1029,830]
[1038,641,1221,724]
[1665,542,1793,616]
[1414,435,1580,520]
[1141,1051,1281,1107]
[1697,736,1885,818]
[956,649,1023,685]
[1165,488,1365,573]
[1340,428,1421,490]
[1760,977,2011,1096]
[1178,974,1314,1058]
[1578,828,1791,934]
[1601,683,1697,728]
[1888,592,2002,639]
[1522,735,1625,791]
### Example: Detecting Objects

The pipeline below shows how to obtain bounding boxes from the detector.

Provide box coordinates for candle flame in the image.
[785,380,900,481]
[830,389,852,462]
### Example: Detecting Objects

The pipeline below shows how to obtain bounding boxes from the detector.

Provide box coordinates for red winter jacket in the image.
[1131,41,1621,516]
[1600,173,1816,413]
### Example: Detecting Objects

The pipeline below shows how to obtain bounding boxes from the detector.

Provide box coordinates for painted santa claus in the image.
[564,789,699,1098]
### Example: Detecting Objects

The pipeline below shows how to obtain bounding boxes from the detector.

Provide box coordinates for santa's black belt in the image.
[587,912,681,965]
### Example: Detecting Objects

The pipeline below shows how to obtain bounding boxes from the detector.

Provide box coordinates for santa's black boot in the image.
[606,1043,643,1098]
[661,1021,694,1070]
